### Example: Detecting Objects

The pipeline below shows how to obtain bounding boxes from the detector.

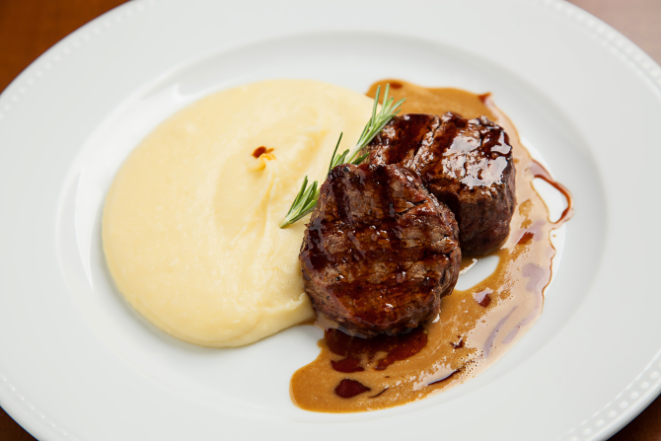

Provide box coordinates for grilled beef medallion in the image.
[299,163,461,337]
[369,113,516,255]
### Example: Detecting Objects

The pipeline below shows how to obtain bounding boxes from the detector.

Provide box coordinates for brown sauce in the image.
[290,79,573,413]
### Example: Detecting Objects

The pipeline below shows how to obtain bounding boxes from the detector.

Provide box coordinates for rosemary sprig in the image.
[279,84,404,228]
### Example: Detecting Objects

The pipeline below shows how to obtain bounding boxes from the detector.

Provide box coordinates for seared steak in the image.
[369,113,516,255]
[299,164,461,337]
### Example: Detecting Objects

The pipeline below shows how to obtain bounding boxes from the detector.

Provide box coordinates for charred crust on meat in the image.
[299,164,461,337]
[368,112,516,255]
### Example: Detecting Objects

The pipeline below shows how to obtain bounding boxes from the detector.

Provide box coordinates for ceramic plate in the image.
[1,0,660,440]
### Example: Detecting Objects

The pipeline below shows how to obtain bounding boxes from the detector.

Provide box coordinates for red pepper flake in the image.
[252,146,274,158]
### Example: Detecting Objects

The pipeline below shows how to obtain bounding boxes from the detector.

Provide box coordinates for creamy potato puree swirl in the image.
[103,80,375,347]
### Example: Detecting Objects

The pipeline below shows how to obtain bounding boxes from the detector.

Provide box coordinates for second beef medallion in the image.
[369,113,516,255]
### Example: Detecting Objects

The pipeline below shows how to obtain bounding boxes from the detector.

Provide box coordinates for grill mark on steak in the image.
[300,164,461,337]
[369,114,439,168]
[369,112,516,255]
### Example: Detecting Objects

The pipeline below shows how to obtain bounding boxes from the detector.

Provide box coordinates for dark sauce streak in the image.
[331,358,364,373]
[474,288,492,307]
[251,146,274,158]
[335,379,371,398]
[518,231,535,245]
[369,388,388,399]
[530,160,574,225]
[326,327,427,373]
[374,327,427,371]
[451,336,464,349]
[428,369,460,386]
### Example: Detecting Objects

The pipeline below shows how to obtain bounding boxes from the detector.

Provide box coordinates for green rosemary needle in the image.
[279,84,404,228]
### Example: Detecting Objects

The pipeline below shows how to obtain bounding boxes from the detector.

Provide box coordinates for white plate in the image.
[1,0,660,440]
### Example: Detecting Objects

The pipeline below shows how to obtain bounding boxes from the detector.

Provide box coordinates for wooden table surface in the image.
[1,0,660,440]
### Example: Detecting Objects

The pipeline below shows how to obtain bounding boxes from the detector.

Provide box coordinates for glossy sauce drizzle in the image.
[290,80,573,413]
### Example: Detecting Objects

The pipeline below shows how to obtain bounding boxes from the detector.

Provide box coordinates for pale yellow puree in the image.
[102,80,375,347]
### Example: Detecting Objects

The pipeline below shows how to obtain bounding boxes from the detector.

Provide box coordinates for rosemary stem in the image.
[279,84,404,228]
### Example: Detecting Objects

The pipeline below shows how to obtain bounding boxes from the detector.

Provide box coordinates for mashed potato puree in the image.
[102,80,375,347]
